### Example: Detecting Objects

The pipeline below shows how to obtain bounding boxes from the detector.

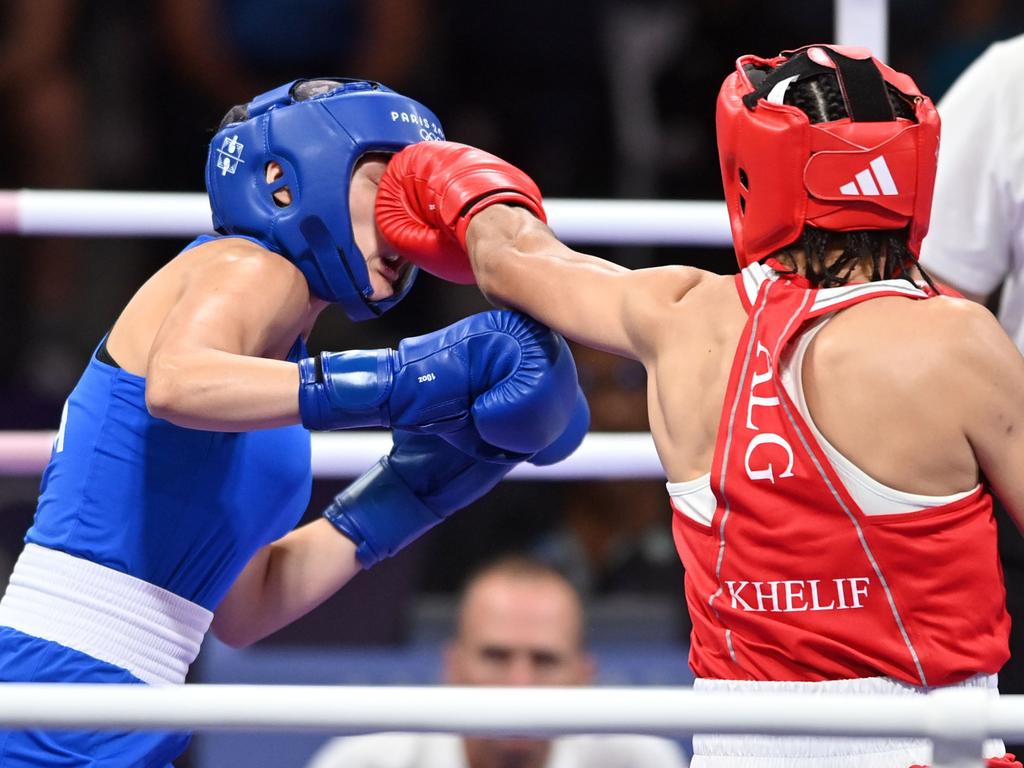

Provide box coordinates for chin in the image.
[368,278,396,300]
[491,738,549,764]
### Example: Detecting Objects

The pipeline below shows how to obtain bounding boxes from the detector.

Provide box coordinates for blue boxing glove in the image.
[528,384,589,466]
[325,384,589,568]
[324,430,514,568]
[299,310,578,455]
[442,381,591,464]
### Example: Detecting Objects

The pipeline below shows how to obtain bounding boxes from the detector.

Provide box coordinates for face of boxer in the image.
[445,571,593,768]
[264,155,409,301]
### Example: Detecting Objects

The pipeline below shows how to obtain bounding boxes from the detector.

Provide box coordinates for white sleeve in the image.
[551,734,689,767]
[919,37,1024,295]
[304,737,367,768]
[612,736,689,767]
[304,733,420,768]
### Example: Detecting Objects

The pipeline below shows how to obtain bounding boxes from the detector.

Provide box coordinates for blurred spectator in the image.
[0,0,86,192]
[151,0,431,210]
[305,556,687,768]
[431,1,611,199]
[0,0,91,400]
[156,0,429,111]
[918,32,1024,755]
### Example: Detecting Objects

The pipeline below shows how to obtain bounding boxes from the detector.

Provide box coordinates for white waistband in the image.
[0,543,213,686]
[692,676,1005,767]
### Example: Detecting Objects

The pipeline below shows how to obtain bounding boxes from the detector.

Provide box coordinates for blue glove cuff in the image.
[298,350,394,431]
[323,458,441,569]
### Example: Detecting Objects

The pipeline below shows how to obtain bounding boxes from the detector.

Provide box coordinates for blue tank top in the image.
[26,236,313,610]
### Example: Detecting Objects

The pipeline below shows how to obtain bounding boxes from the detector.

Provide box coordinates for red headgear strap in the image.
[716,44,940,268]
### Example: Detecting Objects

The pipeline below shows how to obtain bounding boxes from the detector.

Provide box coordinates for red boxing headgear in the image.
[716,44,940,268]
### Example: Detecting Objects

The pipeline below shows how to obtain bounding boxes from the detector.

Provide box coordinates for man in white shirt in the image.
[919,33,1024,757]
[306,556,687,768]
[919,33,1024,340]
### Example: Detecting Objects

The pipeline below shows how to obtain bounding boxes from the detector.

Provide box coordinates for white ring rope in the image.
[0,685,1011,762]
[0,431,662,479]
[0,190,731,246]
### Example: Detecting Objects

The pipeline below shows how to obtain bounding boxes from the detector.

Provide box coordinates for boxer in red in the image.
[373,45,1024,767]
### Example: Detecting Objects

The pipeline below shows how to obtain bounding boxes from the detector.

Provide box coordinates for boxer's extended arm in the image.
[375,141,706,361]
[467,205,706,361]
[957,301,1024,528]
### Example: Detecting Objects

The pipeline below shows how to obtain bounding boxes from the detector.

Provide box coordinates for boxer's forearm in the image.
[467,205,647,358]
[145,349,301,431]
[211,519,361,648]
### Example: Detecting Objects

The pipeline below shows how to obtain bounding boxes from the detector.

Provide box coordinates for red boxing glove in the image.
[376,141,546,284]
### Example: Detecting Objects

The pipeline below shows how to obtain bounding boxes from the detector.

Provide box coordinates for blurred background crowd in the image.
[1,0,1023,764]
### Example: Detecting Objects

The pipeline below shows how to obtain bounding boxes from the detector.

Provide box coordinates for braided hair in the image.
[217,79,346,130]
[775,73,936,291]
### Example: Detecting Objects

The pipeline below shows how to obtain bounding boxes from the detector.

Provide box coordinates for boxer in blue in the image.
[0,79,588,767]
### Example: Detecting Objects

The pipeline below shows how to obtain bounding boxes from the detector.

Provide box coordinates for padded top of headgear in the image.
[743,46,896,121]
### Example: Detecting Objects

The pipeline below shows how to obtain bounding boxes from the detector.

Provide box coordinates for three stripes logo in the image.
[839,156,898,196]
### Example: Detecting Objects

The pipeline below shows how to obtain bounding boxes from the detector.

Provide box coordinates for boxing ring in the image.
[3,2,1013,766]
[0,684,1019,766]
[1,211,1014,766]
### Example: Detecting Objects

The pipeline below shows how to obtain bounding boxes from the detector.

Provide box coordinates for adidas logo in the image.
[839,156,898,196]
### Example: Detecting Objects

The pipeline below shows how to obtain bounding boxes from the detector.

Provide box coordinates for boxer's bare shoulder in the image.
[628,269,745,364]
[800,292,1021,497]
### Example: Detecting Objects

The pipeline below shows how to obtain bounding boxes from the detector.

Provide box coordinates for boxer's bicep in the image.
[143,244,311,429]
[148,243,308,366]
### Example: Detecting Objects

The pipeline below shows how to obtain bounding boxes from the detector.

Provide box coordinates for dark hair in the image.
[217,79,345,130]
[776,73,936,291]
[218,103,249,130]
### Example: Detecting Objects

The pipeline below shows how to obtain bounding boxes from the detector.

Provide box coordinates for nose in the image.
[501,656,541,686]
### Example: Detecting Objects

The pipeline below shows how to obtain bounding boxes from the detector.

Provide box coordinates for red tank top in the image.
[673,264,1009,687]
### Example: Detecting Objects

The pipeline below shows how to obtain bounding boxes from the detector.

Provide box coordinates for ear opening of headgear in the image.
[716,44,940,269]
[205,78,445,321]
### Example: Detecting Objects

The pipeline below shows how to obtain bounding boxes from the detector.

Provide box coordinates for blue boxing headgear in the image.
[205,79,445,320]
